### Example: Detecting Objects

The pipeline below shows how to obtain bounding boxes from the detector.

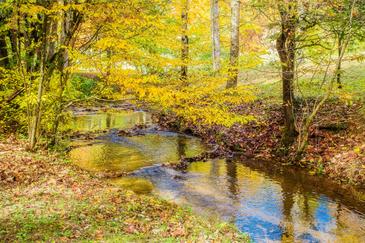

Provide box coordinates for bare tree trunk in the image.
[9,31,18,67]
[50,70,68,146]
[181,0,189,81]
[337,33,344,89]
[276,0,297,147]
[106,48,112,79]
[211,0,221,73]
[226,0,240,88]
[0,2,10,68]
[50,0,69,146]
[0,35,9,67]
[29,15,49,150]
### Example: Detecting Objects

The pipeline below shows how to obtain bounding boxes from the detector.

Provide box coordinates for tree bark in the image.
[181,0,189,81]
[211,0,221,73]
[29,15,50,150]
[0,35,9,67]
[0,2,10,68]
[226,0,240,88]
[295,0,357,158]
[276,0,297,147]
[9,31,18,67]
[337,33,344,89]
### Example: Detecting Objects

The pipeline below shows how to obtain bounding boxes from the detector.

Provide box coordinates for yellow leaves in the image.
[338,91,354,105]
[68,0,260,128]
[19,2,82,16]
[175,105,254,127]
[354,146,361,154]
[112,71,255,127]
[95,38,130,51]
[20,4,47,16]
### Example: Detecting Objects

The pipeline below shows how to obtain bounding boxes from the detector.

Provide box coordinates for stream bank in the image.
[154,100,365,188]
[67,108,365,242]
[0,139,246,242]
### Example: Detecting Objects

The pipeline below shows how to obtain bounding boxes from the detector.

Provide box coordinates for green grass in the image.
[250,61,365,104]
[1,192,247,242]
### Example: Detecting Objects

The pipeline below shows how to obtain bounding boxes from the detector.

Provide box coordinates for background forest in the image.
[2,0,365,242]
[1,0,365,181]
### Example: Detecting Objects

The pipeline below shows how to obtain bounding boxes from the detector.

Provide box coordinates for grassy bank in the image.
[0,139,247,242]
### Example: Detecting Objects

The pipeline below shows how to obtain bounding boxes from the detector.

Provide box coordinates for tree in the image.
[0,36,9,67]
[181,0,189,81]
[211,0,221,73]
[0,2,12,68]
[319,0,365,88]
[276,0,298,147]
[226,0,240,88]
[295,0,358,157]
[0,0,84,149]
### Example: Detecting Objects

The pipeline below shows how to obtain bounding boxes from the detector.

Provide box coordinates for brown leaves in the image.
[155,101,283,160]
[0,154,47,187]
[0,139,246,242]
[155,99,365,187]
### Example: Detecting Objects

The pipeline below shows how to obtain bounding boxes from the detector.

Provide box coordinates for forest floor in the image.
[0,138,247,242]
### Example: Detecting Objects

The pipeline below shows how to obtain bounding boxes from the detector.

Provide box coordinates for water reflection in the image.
[108,177,153,194]
[177,135,187,159]
[70,134,205,173]
[72,111,152,131]
[70,111,365,242]
[133,159,365,242]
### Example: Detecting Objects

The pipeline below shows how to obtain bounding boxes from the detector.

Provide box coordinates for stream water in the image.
[70,110,365,242]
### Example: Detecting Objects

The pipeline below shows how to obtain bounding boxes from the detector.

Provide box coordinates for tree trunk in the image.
[0,35,9,67]
[181,0,189,81]
[29,16,50,150]
[50,0,68,146]
[211,0,221,73]
[50,70,68,146]
[276,0,297,147]
[226,0,240,88]
[9,31,18,67]
[337,33,344,89]
[295,0,356,158]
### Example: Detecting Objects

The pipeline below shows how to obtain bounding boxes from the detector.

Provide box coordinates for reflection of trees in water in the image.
[209,159,219,177]
[98,114,102,129]
[234,159,351,241]
[100,143,118,170]
[226,159,240,201]
[280,180,295,242]
[303,193,312,222]
[274,171,337,241]
[106,113,111,129]
[137,111,146,125]
[177,135,187,159]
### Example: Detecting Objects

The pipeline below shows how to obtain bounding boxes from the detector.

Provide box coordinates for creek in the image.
[70,110,365,242]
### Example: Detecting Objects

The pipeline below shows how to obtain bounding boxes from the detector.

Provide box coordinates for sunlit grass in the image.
[252,61,365,104]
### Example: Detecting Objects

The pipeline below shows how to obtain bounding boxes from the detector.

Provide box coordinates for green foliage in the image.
[0,68,27,133]
[70,74,98,98]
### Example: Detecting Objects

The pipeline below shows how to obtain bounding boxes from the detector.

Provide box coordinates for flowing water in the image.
[70,110,365,242]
